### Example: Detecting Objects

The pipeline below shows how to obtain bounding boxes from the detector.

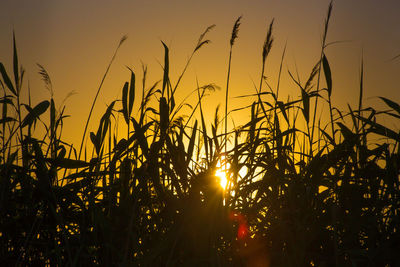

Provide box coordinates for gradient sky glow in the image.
[1,0,399,145]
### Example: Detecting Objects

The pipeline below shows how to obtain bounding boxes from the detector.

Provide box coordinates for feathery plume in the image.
[262,19,274,64]
[37,63,53,96]
[230,16,242,46]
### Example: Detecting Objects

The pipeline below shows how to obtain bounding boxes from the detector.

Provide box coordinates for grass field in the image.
[1,2,400,266]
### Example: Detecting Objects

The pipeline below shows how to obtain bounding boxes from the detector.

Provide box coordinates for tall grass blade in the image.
[13,31,20,93]
[187,120,198,165]
[301,88,310,123]
[0,63,16,96]
[78,35,127,160]
[122,81,130,124]
[322,54,332,97]
[225,16,242,164]
[161,41,169,97]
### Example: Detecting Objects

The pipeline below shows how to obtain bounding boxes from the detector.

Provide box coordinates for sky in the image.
[1,0,399,146]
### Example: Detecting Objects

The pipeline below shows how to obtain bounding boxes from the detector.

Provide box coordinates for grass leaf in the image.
[322,53,332,97]
[47,158,91,169]
[380,97,400,116]
[21,100,50,128]
[122,81,129,124]
[161,41,169,96]
[0,63,16,95]
[301,88,310,123]
[13,31,20,92]
[128,68,135,118]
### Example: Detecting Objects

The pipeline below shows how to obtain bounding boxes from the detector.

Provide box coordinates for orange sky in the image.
[1,0,399,146]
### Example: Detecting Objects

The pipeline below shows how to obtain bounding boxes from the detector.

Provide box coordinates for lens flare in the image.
[229,211,249,240]
[237,223,249,239]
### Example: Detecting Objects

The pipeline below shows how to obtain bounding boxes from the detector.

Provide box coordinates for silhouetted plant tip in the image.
[37,63,53,96]
[78,35,127,160]
[230,16,242,46]
[194,24,215,52]
[262,19,274,64]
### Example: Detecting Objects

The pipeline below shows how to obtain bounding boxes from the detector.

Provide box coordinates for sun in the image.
[215,169,228,190]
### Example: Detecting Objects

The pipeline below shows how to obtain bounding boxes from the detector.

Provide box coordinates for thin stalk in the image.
[16,90,25,167]
[256,19,274,120]
[225,45,233,157]
[225,16,241,180]
[273,44,286,154]
[358,57,365,145]
[78,36,127,160]
[276,43,286,101]
[172,25,215,97]
[1,81,6,165]
[310,1,332,155]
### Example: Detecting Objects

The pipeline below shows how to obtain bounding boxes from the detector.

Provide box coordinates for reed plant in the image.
[1,2,399,266]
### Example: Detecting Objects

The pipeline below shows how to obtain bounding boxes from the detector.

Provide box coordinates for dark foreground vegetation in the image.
[1,3,399,266]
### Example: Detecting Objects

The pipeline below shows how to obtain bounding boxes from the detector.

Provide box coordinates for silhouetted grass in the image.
[1,2,400,266]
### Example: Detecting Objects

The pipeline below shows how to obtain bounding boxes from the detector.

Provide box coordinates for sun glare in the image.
[215,169,228,190]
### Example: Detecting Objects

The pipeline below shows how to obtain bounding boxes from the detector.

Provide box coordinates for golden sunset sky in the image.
[1,0,399,146]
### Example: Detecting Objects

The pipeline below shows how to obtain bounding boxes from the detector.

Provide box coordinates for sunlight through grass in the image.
[215,168,228,190]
